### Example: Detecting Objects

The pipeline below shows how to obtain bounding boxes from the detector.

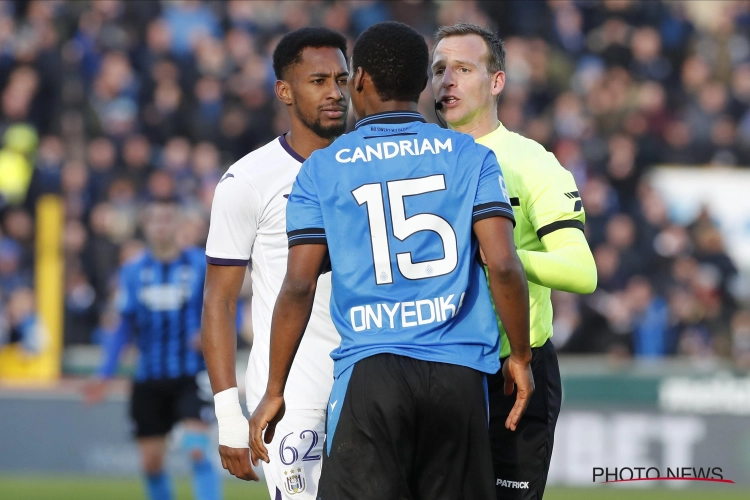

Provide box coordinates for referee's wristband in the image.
[214,387,249,449]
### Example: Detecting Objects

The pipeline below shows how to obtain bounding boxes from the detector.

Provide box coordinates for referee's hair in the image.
[273,27,348,80]
[434,22,505,74]
[352,21,428,103]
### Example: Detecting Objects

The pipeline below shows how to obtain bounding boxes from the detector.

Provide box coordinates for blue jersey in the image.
[117,248,206,381]
[286,111,514,377]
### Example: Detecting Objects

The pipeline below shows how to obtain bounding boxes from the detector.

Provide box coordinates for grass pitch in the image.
[0,476,747,499]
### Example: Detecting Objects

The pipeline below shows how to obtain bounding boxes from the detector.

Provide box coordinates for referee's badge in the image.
[283,466,307,495]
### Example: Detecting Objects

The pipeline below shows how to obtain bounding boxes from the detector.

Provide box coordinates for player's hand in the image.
[502,354,534,431]
[216,394,259,481]
[248,393,286,466]
[82,379,108,405]
[218,444,259,482]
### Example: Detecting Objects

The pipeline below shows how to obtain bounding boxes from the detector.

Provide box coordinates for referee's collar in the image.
[355,111,426,130]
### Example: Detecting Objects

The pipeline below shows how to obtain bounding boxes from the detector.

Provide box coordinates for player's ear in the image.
[490,70,505,99]
[275,79,293,106]
[352,67,365,94]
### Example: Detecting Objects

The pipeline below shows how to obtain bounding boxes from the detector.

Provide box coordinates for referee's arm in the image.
[474,216,533,431]
[518,227,597,294]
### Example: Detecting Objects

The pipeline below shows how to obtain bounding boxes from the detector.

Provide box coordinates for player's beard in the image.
[296,107,347,140]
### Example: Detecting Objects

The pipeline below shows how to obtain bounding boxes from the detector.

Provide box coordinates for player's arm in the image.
[97,317,130,378]
[471,142,533,431]
[83,316,131,404]
[474,217,533,431]
[201,263,259,481]
[201,172,261,481]
[248,243,327,464]
[202,264,245,394]
[518,227,597,294]
[84,266,136,404]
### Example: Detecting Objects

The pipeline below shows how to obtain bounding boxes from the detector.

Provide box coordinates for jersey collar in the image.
[478,121,507,143]
[278,134,306,163]
[355,111,426,130]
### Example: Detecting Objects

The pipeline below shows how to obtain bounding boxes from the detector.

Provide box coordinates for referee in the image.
[432,23,597,499]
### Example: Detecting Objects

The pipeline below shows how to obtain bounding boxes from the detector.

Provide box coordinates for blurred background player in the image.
[249,21,532,500]
[84,197,221,500]
[432,22,597,500]
[201,27,348,499]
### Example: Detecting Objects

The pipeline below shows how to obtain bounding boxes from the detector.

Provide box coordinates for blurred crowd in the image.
[0,0,749,368]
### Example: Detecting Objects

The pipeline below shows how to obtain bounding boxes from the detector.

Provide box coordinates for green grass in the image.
[0,476,747,499]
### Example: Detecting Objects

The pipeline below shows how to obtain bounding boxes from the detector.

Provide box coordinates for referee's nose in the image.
[441,66,457,88]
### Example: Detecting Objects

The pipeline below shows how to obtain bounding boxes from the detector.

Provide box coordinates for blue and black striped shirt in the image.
[114,248,206,381]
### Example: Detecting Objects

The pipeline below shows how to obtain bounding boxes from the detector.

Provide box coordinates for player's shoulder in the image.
[417,123,488,160]
[215,138,292,202]
[310,132,350,161]
[303,132,354,174]
[120,250,149,277]
[222,137,290,183]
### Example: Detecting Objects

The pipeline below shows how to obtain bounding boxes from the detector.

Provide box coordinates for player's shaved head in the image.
[351,21,428,103]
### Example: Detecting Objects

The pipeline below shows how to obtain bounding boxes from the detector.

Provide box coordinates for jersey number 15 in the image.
[352,175,458,285]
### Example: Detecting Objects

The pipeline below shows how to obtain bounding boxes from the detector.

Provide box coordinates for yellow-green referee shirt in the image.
[478,123,595,358]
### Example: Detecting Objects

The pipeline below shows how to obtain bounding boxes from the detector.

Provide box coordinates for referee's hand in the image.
[249,393,286,466]
[502,355,535,431]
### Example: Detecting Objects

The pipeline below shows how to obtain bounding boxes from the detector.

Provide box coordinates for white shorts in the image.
[262,409,325,499]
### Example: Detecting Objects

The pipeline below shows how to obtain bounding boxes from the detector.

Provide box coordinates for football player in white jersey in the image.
[201,27,349,499]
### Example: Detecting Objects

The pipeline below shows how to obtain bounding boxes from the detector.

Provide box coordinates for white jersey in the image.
[206,135,338,411]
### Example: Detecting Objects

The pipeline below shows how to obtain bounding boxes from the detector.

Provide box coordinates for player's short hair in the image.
[434,22,505,74]
[352,21,428,103]
[272,27,348,80]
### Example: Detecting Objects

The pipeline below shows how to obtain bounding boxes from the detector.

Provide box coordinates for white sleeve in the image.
[205,173,261,266]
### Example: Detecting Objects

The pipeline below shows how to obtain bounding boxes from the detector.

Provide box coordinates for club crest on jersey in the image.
[284,467,306,495]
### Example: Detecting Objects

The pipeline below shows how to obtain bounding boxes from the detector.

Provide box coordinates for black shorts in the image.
[130,373,214,438]
[487,339,562,500]
[318,353,495,500]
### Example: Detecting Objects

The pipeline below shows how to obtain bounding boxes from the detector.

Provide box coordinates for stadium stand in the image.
[0,0,748,369]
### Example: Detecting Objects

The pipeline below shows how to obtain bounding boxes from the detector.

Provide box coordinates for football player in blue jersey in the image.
[84,198,221,500]
[249,21,533,499]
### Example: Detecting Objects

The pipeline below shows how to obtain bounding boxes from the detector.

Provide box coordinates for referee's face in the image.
[432,35,499,129]
[286,47,349,140]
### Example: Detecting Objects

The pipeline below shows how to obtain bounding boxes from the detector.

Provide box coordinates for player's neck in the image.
[362,98,418,118]
[451,111,499,140]
[285,125,334,160]
[151,245,181,262]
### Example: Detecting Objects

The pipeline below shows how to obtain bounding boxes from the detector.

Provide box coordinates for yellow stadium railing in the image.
[0,195,63,384]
